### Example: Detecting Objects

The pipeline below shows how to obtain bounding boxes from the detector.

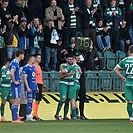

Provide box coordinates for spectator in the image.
[125,0,133,27]
[57,37,68,71]
[44,21,59,71]
[28,0,42,20]
[4,19,19,59]
[85,41,104,71]
[67,37,77,55]
[62,0,83,48]
[117,0,126,20]
[29,17,43,55]
[96,20,111,52]
[11,0,31,22]
[118,20,131,52]
[0,17,6,68]
[0,0,11,26]
[82,0,99,46]
[45,0,64,33]
[104,0,122,53]
[17,17,32,53]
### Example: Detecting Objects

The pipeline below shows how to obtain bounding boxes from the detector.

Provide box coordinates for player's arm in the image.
[60,71,74,78]
[114,65,126,81]
[10,69,20,85]
[23,75,32,92]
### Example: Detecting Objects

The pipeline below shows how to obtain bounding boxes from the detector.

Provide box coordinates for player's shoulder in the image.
[1,66,6,70]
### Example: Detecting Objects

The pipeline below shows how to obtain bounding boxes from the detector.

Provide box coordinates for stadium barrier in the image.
[42,70,125,92]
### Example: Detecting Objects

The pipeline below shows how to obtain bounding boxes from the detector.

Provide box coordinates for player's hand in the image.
[121,77,126,82]
[42,85,47,91]
[36,88,39,93]
[27,88,32,93]
[68,71,74,76]
[14,81,20,85]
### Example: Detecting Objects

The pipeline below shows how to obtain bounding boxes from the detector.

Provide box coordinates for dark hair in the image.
[66,54,74,58]
[2,0,9,3]
[34,54,41,58]
[129,46,133,54]
[26,54,34,62]
[15,49,24,57]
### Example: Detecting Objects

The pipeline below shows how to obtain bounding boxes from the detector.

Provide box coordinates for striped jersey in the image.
[59,63,74,85]
[0,66,11,88]
[69,4,76,28]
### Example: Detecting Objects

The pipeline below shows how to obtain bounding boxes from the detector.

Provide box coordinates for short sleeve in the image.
[22,66,28,76]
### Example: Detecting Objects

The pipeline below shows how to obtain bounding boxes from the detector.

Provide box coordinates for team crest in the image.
[32,72,35,77]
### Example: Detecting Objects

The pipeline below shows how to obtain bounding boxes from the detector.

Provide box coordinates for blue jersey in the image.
[9,59,20,83]
[22,64,37,91]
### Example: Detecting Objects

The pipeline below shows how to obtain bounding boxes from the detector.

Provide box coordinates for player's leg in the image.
[63,100,69,120]
[69,84,77,119]
[125,85,133,123]
[55,83,67,120]
[1,89,8,121]
[11,85,23,123]
[32,84,42,120]
[26,91,36,121]
[69,83,80,119]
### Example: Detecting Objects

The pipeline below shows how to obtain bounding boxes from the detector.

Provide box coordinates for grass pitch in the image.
[0,119,133,133]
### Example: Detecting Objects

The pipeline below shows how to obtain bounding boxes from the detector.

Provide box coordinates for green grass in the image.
[0,119,133,133]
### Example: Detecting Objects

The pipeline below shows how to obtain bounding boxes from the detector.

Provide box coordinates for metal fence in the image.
[42,71,125,92]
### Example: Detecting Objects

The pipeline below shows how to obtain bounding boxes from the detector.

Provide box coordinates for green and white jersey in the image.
[104,6,122,28]
[117,57,133,85]
[65,64,81,84]
[59,64,74,85]
[0,66,11,88]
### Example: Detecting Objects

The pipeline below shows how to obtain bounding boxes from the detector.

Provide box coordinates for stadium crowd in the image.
[0,0,133,70]
[0,0,133,123]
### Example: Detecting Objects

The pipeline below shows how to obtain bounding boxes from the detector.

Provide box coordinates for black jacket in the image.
[4,28,20,46]
[44,26,58,48]
[62,2,83,29]
[119,26,131,41]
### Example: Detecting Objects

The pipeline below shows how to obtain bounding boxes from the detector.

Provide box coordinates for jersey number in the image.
[125,64,133,74]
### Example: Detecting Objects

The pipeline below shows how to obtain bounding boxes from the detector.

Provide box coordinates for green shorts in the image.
[0,87,12,101]
[124,85,133,100]
[59,83,69,101]
[68,82,80,99]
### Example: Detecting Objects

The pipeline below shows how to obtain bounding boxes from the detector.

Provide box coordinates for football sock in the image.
[34,103,39,117]
[76,108,79,116]
[32,101,36,117]
[55,101,63,115]
[1,104,5,117]
[72,108,76,118]
[26,100,32,115]
[64,103,69,118]
[13,105,18,120]
[11,106,14,120]
[127,102,132,117]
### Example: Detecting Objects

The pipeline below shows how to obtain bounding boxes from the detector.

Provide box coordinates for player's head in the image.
[73,57,77,64]
[15,49,25,60]
[26,54,35,64]
[66,54,73,65]
[75,55,81,63]
[4,58,11,68]
[128,45,133,55]
[34,54,41,64]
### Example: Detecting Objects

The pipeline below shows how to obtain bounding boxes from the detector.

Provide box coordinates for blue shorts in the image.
[11,84,21,99]
[25,90,36,99]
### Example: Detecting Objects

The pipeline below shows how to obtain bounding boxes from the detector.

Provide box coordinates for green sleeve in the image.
[117,60,124,69]
[0,68,10,83]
